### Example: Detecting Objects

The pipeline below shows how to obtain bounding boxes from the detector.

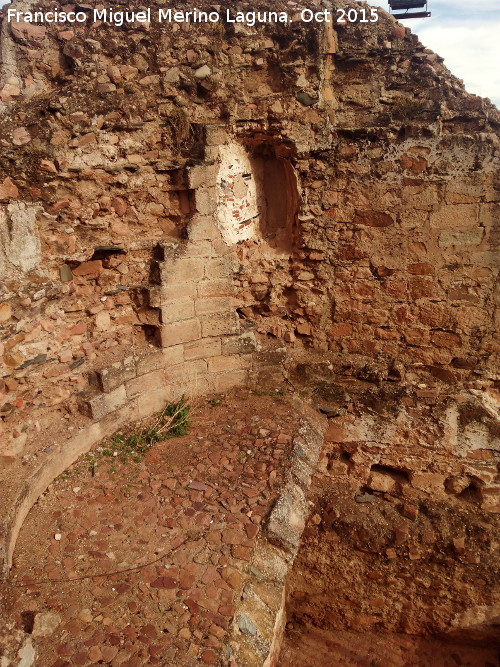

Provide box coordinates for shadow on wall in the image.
[261,156,299,252]
[216,141,299,253]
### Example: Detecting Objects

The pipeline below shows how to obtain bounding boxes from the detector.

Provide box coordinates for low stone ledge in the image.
[228,407,328,666]
[85,384,127,420]
[266,483,308,555]
[125,369,167,399]
[221,332,260,355]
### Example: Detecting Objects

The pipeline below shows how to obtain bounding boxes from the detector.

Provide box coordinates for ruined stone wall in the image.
[279,387,500,656]
[0,0,499,572]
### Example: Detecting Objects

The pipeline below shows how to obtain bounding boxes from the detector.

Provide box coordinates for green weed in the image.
[98,396,191,465]
[252,388,286,398]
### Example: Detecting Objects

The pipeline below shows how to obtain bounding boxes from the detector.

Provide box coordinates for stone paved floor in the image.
[3,390,298,666]
[279,626,500,666]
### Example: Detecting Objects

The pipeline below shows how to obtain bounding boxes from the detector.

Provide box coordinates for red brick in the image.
[198,598,220,613]
[217,604,235,617]
[201,649,218,665]
[431,330,461,348]
[409,277,443,300]
[407,262,434,275]
[43,363,70,378]
[400,154,427,174]
[466,449,494,461]
[231,546,251,560]
[329,323,353,337]
[111,197,127,216]
[72,652,89,665]
[209,624,226,640]
[185,599,201,614]
[245,524,259,539]
[202,566,220,585]
[296,323,312,336]
[179,573,196,589]
[222,530,244,546]
[375,328,400,341]
[221,568,242,590]
[150,576,178,589]
[69,322,87,336]
[401,503,419,521]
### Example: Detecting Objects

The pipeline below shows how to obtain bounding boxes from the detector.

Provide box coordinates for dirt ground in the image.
[1,385,499,667]
[279,626,500,667]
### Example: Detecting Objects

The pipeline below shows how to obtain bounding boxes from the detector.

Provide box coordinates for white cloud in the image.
[418,24,500,104]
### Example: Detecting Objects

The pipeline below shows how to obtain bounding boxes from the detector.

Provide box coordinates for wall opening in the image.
[216,141,298,252]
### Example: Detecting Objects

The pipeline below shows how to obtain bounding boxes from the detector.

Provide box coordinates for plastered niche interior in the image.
[216,142,298,254]
[217,144,261,245]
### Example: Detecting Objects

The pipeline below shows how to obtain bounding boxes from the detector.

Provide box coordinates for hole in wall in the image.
[370,463,410,485]
[457,479,484,505]
[260,157,298,251]
[91,245,126,261]
[21,611,35,634]
[139,324,161,347]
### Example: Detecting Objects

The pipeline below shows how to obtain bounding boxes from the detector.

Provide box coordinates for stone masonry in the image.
[0,1,498,660]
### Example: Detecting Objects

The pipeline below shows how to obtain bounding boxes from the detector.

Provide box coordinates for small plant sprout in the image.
[97,396,191,465]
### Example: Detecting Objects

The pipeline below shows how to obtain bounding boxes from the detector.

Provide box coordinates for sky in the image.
[377,0,500,107]
[0,0,498,107]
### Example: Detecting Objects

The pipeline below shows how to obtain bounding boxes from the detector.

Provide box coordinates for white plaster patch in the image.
[457,422,500,456]
[65,145,119,170]
[0,202,42,279]
[216,144,263,245]
[17,638,36,667]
